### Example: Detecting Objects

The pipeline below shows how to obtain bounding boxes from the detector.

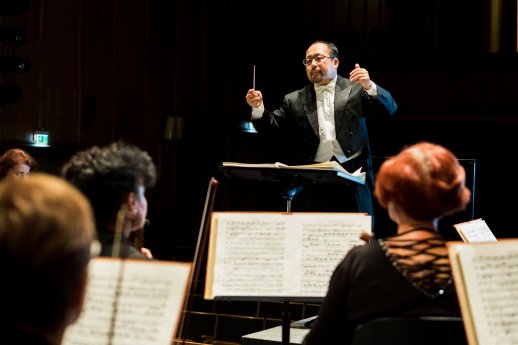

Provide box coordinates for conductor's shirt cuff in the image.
[365,82,378,97]
[251,104,264,120]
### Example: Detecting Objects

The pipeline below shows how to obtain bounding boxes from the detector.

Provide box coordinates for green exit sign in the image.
[33,130,48,145]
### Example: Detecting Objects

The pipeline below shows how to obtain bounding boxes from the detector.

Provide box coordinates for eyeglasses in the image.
[302,55,333,66]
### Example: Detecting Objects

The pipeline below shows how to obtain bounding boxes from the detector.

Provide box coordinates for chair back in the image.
[350,316,468,345]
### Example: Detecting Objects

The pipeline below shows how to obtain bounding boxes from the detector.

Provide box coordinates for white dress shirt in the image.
[251,77,378,164]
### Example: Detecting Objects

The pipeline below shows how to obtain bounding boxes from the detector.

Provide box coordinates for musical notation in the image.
[205,212,370,299]
[449,240,518,345]
[63,258,191,345]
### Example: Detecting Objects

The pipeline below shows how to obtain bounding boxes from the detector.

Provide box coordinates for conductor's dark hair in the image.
[310,40,339,59]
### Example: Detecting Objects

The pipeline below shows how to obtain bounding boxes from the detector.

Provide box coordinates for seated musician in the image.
[303,141,471,344]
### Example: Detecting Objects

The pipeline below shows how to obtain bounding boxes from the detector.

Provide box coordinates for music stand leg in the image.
[280,185,303,213]
[282,301,291,345]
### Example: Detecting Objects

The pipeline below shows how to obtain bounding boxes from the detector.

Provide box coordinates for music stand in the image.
[218,165,364,212]
[177,177,218,343]
[217,165,365,344]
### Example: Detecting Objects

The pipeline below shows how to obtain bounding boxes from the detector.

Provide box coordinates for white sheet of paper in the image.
[454,218,497,243]
[450,241,518,345]
[207,212,371,298]
[63,258,191,345]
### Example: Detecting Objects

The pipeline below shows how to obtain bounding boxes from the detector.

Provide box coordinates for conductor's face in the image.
[304,42,338,86]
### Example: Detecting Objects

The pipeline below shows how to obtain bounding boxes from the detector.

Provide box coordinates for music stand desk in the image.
[218,165,364,185]
[219,165,364,212]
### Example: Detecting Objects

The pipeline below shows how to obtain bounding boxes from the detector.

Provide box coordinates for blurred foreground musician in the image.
[0,174,96,345]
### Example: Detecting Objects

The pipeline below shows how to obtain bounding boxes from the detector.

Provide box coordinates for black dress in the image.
[302,233,460,345]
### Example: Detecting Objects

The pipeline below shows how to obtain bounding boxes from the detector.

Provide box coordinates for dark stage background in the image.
[2,1,518,343]
[1,0,517,258]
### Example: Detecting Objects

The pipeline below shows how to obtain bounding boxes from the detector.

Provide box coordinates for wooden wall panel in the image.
[80,0,115,144]
[39,0,81,143]
[0,0,517,250]
[0,2,41,141]
[403,71,449,116]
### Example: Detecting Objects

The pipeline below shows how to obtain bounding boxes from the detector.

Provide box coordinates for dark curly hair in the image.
[374,142,471,222]
[61,140,157,224]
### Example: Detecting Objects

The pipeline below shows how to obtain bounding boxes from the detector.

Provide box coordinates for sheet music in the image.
[222,161,365,179]
[206,212,371,299]
[450,241,518,345]
[454,218,497,243]
[63,258,191,345]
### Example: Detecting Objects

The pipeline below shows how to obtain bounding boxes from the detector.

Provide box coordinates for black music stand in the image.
[218,165,364,212]
[217,165,365,345]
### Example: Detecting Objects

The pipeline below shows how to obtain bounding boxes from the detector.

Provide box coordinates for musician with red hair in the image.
[303,142,471,345]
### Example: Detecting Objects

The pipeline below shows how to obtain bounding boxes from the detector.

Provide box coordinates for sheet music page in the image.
[205,212,370,299]
[63,258,192,345]
[454,218,497,243]
[450,241,518,345]
[295,213,370,294]
[222,161,281,168]
[222,161,365,177]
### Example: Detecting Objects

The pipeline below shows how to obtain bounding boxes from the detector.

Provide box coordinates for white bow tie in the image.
[314,83,335,94]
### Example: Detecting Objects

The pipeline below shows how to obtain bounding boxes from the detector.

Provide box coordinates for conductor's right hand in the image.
[246,89,263,108]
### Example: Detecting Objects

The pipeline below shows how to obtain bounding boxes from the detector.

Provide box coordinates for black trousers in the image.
[291,152,372,216]
[290,152,395,237]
